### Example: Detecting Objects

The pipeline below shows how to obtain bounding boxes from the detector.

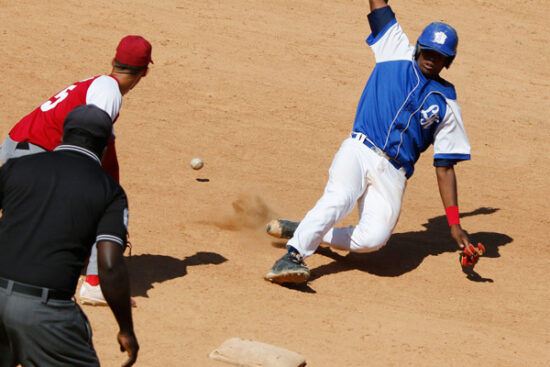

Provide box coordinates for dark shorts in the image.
[0,280,99,367]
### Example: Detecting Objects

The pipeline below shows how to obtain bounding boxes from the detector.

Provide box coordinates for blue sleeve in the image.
[433,159,458,167]
[367,6,395,38]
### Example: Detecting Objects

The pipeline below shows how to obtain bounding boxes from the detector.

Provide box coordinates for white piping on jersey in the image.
[53,144,101,165]
[395,90,445,159]
[382,59,421,152]
[96,234,125,247]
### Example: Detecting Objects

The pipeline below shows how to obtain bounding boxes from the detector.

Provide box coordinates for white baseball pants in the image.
[287,136,407,258]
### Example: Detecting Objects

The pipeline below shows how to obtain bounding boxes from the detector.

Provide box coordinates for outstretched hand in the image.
[118,331,139,367]
[450,224,469,249]
[450,225,485,267]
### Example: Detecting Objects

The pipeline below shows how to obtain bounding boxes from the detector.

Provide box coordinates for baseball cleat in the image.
[79,282,108,306]
[266,219,299,239]
[79,282,137,307]
[265,251,310,284]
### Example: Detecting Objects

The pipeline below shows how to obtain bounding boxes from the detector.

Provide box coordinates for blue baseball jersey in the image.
[352,7,470,178]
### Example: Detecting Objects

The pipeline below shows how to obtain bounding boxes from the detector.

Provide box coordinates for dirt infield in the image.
[1,0,549,366]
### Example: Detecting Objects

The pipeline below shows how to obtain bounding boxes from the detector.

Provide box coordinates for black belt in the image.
[0,277,72,300]
[15,142,30,150]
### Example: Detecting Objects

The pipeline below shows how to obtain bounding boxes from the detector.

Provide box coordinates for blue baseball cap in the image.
[416,22,458,67]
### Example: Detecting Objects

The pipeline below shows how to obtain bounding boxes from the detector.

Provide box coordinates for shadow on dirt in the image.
[309,207,510,283]
[126,251,227,297]
[269,207,510,291]
[278,282,317,294]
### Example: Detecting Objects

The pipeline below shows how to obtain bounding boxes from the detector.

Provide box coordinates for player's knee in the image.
[349,227,390,253]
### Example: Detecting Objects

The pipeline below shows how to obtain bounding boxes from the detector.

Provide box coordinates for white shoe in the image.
[79,281,137,307]
[79,282,107,306]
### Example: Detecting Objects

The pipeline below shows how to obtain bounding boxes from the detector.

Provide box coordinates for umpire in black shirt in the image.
[0,105,138,366]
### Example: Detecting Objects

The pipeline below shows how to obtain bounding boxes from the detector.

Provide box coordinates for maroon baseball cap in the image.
[115,35,153,68]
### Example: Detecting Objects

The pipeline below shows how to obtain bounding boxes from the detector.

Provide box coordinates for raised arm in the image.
[369,0,389,11]
[436,166,470,249]
[367,0,394,38]
[98,240,139,367]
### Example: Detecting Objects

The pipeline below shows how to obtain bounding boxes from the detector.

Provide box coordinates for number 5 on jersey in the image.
[40,85,77,112]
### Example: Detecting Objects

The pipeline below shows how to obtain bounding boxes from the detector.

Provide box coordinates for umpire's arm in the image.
[98,240,139,367]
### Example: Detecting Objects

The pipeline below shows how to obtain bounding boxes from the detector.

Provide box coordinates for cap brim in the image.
[418,44,453,57]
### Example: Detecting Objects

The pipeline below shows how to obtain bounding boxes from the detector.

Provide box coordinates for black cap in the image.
[63,105,112,141]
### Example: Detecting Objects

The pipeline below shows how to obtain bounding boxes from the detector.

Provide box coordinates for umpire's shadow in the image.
[307,207,512,283]
[125,251,227,298]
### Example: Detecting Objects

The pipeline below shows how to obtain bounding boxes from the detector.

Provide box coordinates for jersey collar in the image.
[54,145,101,165]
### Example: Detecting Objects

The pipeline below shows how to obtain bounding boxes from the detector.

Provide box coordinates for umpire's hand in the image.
[118,330,139,367]
[98,241,139,366]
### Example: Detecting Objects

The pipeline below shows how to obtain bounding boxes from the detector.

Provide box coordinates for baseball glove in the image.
[460,243,485,267]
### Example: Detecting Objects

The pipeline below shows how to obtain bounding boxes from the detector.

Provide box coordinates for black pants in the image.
[0,281,99,367]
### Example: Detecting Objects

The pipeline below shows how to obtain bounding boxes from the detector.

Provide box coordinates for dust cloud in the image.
[211,194,277,231]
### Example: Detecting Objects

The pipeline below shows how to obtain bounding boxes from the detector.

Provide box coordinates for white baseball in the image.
[190,157,204,170]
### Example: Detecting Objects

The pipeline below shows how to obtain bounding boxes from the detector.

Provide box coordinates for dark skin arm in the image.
[436,166,470,249]
[369,0,389,11]
[97,241,139,367]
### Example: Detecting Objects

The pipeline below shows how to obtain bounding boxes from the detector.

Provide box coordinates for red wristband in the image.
[445,206,460,226]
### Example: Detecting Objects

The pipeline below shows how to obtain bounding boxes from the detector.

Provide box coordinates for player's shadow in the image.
[305,207,511,284]
[125,251,227,298]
